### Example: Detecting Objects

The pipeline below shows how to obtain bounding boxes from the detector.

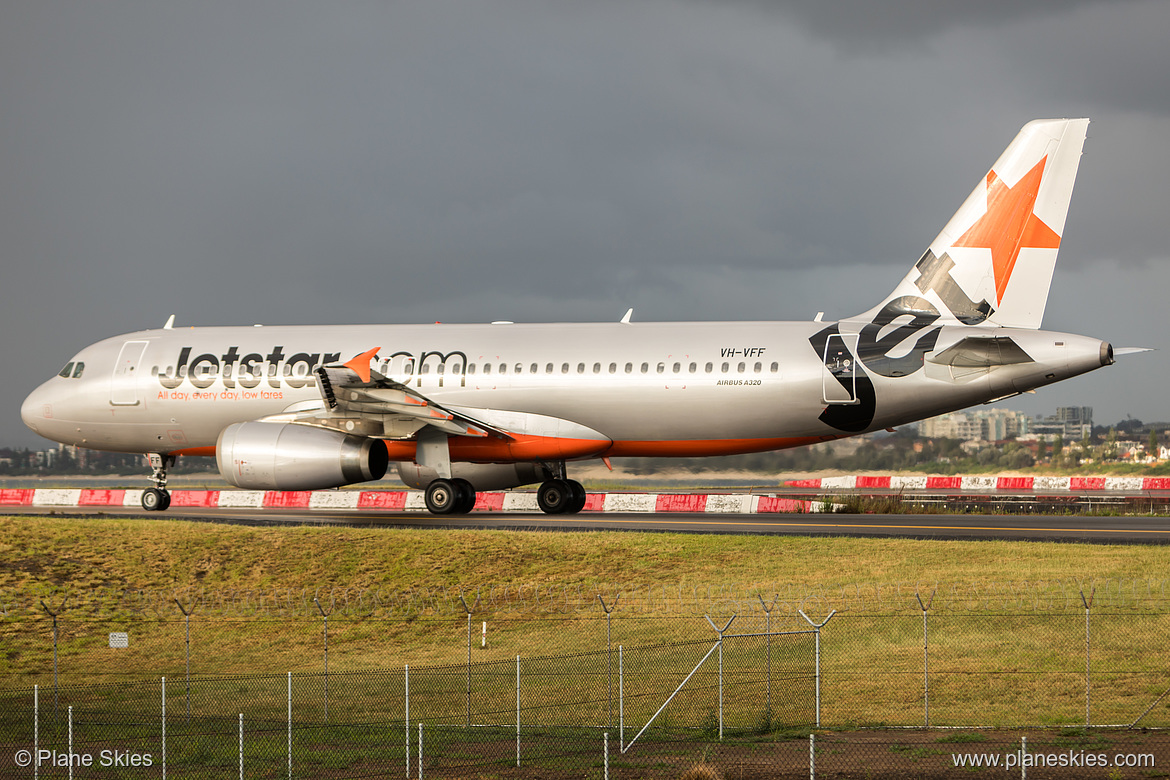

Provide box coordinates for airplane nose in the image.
[21,385,46,433]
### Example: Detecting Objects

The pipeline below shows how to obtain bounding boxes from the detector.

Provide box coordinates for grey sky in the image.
[2,0,1167,448]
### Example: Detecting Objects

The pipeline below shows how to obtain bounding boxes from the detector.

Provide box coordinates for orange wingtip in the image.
[343,347,381,383]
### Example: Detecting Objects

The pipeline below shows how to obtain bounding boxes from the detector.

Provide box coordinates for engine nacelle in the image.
[217,422,388,490]
[397,462,553,491]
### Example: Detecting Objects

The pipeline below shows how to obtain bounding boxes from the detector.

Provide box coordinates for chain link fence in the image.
[3,580,1170,777]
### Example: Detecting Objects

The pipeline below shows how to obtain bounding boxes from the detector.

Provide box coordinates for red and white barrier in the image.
[3,475,1167,513]
[783,475,1170,492]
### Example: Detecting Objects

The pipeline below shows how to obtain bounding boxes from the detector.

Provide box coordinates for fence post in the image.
[287,672,292,780]
[1080,588,1094,727]
[519,654,524,767]
[459,591,480,729]
[34,685,38,780]
[619,645,624,752]
[799,610,837,728]
[162,677,166,780]
[39,597,67,719]
[809,732,815,780]
[405,665,410,778]
[239,713,243,780]
[418,722,423,780]
[705,614,736,739]
[1021,735,1027,780]
[597,594,620,728]
[915,589,936,728]
[604,732,609,780]
[313,595,333,722]
[173,597,194,719]
[758,594,778,719]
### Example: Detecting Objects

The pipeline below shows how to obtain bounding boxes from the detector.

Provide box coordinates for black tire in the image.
[537,479,573,514]
[159,490,172,511]
[425,479,459,514]
[565,479,587,514]
[452,478,477,514]
[142,488,166,511]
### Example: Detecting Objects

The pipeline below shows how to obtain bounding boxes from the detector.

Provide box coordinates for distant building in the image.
[1032,406,1093,441]
[918,408,1031,442]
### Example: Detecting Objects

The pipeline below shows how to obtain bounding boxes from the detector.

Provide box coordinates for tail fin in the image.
[858,118,1089,329]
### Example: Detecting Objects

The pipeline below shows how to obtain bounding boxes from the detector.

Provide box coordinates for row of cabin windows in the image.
[419,361,781,375]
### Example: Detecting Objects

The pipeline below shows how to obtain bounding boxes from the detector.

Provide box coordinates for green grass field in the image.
[4,515,1170,730]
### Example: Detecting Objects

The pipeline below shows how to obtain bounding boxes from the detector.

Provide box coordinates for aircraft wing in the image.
[256,348,506,440]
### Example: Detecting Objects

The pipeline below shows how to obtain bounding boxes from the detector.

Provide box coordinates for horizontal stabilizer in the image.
[928,336,1034,368]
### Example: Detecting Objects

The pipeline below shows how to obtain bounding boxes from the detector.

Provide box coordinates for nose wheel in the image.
[142,453,175,511]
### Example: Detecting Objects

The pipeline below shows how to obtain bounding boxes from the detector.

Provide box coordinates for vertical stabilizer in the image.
[857,118,1089,329]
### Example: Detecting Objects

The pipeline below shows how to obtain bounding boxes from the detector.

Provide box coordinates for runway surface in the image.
[8,504,1170,543]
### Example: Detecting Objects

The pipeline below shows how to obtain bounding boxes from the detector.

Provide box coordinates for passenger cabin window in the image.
[515,363,523,374]
[656,362,665,374]
[770,361,779,372]
[593,362,601,374]
[721,362,729,372]
[609,363,617,374]
[754,362,762,373]
[625,363,633,373]
[673,362,680,373]
[689,362,697,373]
[737,361,745,372]
[705,362,713,373]
[530,363,538,373]
[577,363,586,374]
[483,364,492,375]
[640,362,649,373]
[499,363,507,374]
[421,364,430,374]
[468,364,476,375]
[561,363,570,374]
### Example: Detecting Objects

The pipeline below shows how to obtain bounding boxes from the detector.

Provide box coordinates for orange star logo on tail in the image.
[952,156,1061,305]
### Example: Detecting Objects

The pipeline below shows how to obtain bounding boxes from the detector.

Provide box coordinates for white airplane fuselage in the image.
[23,319,1110,459]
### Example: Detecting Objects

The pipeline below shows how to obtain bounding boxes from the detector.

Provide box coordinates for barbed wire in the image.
[2,578,1168,621]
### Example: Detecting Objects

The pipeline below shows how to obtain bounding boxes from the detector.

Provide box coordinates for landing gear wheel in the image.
[537,479,574,514]
[452,478,477,514]
[425,479,460,515]
[565,479,587,514]
[142,488,170,512]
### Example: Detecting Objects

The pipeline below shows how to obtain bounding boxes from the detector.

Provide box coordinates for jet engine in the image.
[217,421,388,490]
[397,462,553,491]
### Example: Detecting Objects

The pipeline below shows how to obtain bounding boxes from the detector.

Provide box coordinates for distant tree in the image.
[1151,428,1160,458]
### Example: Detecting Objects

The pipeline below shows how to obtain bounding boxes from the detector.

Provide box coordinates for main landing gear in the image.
[142,453,174,511]
[424,478,478,515]
[536,478,587,514]
[422,475,588,515]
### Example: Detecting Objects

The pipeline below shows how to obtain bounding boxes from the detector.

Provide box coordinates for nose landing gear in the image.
[142,453,175,511]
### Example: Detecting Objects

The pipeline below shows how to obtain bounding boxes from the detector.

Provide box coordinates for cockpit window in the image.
[59,363,74,378]
[73,362,85,378]
[57,361,85,379]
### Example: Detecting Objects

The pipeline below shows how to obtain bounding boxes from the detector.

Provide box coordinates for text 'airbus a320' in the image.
[22,118,1142,514]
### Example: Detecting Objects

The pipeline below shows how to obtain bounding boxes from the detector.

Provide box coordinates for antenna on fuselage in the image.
[620,308,633,324]
[163,315,175,329]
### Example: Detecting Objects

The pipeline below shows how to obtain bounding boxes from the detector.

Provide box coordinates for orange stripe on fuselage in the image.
[173,435,833,462]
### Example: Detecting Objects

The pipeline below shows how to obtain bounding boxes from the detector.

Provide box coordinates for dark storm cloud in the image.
[2,0,1168,446]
